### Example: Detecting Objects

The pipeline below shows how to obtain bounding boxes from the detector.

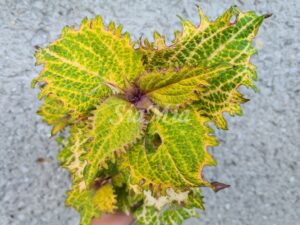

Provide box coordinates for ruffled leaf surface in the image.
[138,64,234,109]
[33,16,143,133]
[134,188,204,225]
[139,6,264,69]
[122,108,218,193]
[83,96,145,186]
[194,64,255,129]
[135,206,198,225]
[93,184,117,213]
[65,185,100,225]
[138,6,265,128]
[58,121,90,191]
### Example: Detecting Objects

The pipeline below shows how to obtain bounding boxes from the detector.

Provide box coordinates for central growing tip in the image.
[124,85,154,111]
[124,84,144,104]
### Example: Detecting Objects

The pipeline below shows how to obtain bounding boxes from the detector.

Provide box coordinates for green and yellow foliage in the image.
[32,6,268,225]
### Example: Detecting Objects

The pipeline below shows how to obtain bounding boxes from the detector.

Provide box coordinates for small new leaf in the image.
[93,184,117,213]
[138,63,234,109]
[65,184,100,225]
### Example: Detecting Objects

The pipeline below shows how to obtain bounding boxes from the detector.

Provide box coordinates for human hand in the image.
[91,213,134,225]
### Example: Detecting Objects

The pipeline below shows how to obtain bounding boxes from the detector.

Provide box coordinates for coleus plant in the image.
[32,6,270,225]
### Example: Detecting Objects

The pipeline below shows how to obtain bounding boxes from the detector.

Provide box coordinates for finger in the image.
[92,212,134,225]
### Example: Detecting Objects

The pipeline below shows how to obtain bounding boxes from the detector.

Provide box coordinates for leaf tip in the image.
[31,78,38,88]
[263,13,273,19]
[108,21,116,32]
[196,5,209,29]
[115,24,123,37]
[81,17,89,28]
[211,181,231,193]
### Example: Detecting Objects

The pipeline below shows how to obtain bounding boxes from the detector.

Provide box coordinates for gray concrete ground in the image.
[0,0,299,224]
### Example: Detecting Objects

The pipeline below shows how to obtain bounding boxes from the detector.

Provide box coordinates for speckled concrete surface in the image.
[0,0,299,225]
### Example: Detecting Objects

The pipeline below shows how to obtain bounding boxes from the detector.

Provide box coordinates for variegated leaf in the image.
[138,6,265,128]
[33,16,143,134]
[83,96,145,186]
[138,63,233,109]
[122,108,218,193]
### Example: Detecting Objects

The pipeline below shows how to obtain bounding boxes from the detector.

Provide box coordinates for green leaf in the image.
[58,121,90,191]
[83,96,145,186]
[57,122,101,224]
[115,185,144,214]
[134,188,204,225]
[139,6,264,69]
[58,125,118,221]
[138,63,233,109]
[135,206,199,225]
[122,108,218,193]
[138,6,265,128]
[93,184,117,213]
[194,64,254,129]
[186,188,205,210]
[33,16,143,133]
[65,184,100,225]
